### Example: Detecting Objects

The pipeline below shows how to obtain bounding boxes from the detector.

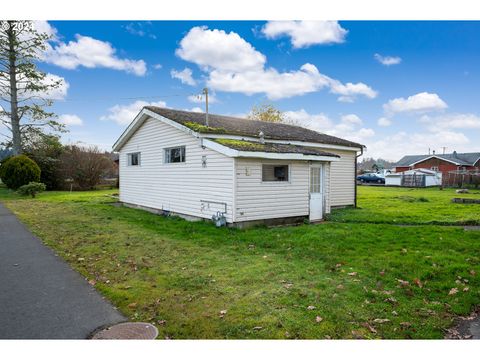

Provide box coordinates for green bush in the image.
[17,182,46,198]
[0,155,41,190]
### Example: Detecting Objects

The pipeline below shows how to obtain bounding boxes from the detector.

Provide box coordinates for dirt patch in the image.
[445,309,480,339]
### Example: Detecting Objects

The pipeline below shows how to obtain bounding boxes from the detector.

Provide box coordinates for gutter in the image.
[354,146,365,208]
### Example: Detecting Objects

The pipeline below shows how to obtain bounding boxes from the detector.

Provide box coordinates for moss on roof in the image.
[212,139,340,157]
[184,122,227,134]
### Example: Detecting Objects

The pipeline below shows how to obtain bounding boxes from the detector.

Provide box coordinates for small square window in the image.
[262,164,289,182]
[164,146,186,163]
[127,152,140,166]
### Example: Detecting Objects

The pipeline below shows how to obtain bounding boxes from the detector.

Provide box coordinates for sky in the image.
[8,20,480,161]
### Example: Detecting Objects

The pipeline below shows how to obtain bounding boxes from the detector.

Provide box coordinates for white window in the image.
[127,152,140,166]
[431,166,439,171]
[164,146,186,163]
[262,164,289,182]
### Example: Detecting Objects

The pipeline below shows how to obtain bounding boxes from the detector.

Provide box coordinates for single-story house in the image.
[112,107,364,227]
[385,168,442,187]
[395,151,480,176]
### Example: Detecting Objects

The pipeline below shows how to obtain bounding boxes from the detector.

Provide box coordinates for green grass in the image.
[327,186,480,225]
[1,185,480,339]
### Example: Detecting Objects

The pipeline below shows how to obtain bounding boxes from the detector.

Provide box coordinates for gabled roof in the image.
[144,106,363,149]
[395,152,480,167]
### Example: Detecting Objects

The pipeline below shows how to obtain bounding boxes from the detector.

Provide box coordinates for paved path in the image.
[0,203,125,339]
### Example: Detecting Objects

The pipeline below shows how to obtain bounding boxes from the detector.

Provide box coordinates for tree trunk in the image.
[7,22,21,155]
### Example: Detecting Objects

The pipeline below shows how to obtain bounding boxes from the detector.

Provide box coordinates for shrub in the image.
[17,182,46,198]
[0,155,41,189]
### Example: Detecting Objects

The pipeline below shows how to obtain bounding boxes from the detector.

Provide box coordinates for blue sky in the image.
[22,21,480,160]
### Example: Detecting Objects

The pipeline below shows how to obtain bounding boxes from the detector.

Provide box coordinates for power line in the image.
[52,92,199,103]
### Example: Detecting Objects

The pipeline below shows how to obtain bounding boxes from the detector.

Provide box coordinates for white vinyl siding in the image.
[235,159,311,222]
[327,149,356,207]
[119,117,234,222]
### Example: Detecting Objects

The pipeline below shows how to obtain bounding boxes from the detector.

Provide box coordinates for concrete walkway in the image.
[0,203,125,339]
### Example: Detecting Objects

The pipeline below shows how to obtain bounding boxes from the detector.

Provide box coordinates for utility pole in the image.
[203,87,209,127]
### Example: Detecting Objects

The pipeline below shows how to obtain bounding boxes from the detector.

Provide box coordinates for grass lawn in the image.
[328,186,480,225]
[1,185,480,339]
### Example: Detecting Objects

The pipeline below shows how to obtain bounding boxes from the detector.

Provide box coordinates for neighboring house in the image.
[385,168,442,187]
[395,151,480,176]
[112,107,364,227]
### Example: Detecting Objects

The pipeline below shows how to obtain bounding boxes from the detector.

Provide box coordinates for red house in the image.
[395,151,480,176]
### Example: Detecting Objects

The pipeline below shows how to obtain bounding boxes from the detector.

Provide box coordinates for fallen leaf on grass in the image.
[470,270,476,276]
[413,278,423,288]
[361,322,377,334]
[316,316,323,323]
[397,279,409,287]
[448,288,459,296]
[373,318,390,324]
[127,302,138,309]
[157,320,167,326]
[307,305,316,310]
[348,272,357,276]
[88,279,96,286]
[385,297,398,304]
[463,287,470,292]
[219,310,227,318]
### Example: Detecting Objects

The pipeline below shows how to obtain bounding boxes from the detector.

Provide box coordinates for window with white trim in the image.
[127,152,140,166]
[164,146,186,163]
[431,166,439,171]
[262,164,289,182]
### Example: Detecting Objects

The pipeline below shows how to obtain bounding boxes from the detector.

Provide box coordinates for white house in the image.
[112,107,364,227]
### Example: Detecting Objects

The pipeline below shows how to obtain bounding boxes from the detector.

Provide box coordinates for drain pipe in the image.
[355,146,365,208]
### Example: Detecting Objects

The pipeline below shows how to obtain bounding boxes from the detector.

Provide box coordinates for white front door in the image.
[309,165,324,221]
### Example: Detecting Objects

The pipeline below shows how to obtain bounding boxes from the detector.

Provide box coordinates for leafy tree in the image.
[0,154,40,189]
[24,133,65,189]
[247,102,286,123]
[0,20,66,155]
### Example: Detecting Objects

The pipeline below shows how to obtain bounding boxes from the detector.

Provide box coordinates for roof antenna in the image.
[202,87,209,127]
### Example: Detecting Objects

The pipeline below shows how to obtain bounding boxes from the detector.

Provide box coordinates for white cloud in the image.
[284,109,374,144]
[420,113,480,131]
[188,107,203,113]
[153,64,162,70]
[124,22,157,39]
[3,72,69,100]
[43,34,147,76]
[377,117,392,127]
[384,92,448,115]
[366,130,470,161]
[101,100,167,125]
[59,114,83,126]
[284,109,333,132]
[374,53,402,66]
[176,26,266,72]
[341,114,363,125]
[261,21,347,48]
[170,68,196,86]
[176,26,376,101]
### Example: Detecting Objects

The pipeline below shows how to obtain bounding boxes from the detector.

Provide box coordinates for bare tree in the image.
[0,20,65,155]
[60,144,114,190]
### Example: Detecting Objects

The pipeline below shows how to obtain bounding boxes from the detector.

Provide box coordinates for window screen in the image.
[164,146,186,163]
[262,165,289,181]
[127,152,140,166]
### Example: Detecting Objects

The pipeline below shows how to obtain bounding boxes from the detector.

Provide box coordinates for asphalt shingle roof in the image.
[212,139,340,157]
[395,152,480,167]
[145,106,363,148]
